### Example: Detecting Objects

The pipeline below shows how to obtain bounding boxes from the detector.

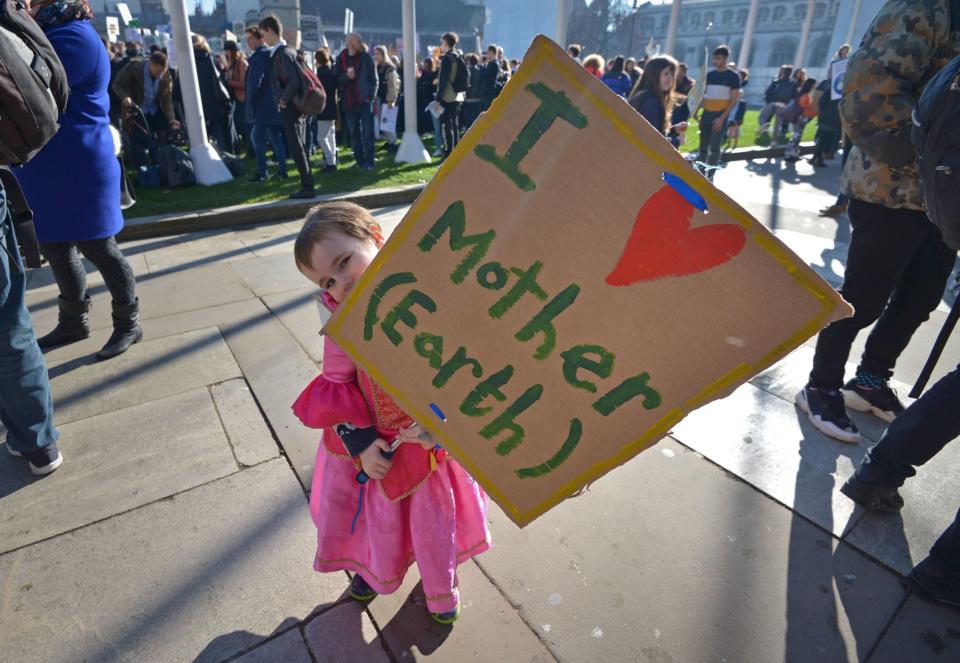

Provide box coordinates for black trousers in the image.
[440,100,461,157]
[859,363,960,574]
[282,108,315,192]
[809,198,956,390]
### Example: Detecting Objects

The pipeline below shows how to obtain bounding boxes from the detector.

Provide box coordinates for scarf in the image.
[33,0,93,29]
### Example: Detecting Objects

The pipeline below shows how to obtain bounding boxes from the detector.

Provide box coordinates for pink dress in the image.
[292,294,491,613]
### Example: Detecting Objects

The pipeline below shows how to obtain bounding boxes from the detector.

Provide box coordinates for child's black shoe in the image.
[348,573,377,601]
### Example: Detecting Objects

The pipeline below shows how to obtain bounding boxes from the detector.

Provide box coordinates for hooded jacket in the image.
[840,0,960,210]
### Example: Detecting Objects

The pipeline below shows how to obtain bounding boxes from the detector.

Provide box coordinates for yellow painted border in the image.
[325,38,843,526]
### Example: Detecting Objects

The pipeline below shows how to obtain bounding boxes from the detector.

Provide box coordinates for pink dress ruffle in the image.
[294,321,490,613]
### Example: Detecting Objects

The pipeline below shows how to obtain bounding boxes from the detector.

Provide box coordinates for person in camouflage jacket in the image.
[840,0,960,208]
[797,0,960,444]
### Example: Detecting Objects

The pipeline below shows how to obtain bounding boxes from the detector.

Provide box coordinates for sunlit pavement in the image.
[2,156,958,662]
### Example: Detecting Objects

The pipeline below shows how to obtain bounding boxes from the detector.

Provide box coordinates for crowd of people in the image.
[1,0,958,625]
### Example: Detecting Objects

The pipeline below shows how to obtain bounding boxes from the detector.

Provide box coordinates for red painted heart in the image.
[605,184,746,286]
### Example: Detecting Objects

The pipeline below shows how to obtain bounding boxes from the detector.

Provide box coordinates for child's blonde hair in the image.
[294,201,382,271]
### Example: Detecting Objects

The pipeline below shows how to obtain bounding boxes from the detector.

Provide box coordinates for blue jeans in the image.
[0,186,58,454]
[251,122,287,178]
[345,101,375,168]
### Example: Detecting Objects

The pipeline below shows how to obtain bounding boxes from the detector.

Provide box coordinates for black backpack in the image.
[0,0,69,165]
[157,144,196,188]
[451,52,469,93]
[912,53,960,250]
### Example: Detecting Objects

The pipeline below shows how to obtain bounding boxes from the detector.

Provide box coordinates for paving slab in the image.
[844,444,960,575]
[219,302,322,488]
[229,252,306,298]
[46,327,241,425]
[39,299,265,365]
[365,559,554,662]
[210,379,280,467]
[230,221,299,257]
[868,594,960,662]
[475,439,905,663]
[302,601,391,662]
[0,387,237,553]
[262,287,327,364]
[0,459,344,663]
[142,227,256,271]
[672,381,867,539]
[26,261,256,334]
[230,627,313,663]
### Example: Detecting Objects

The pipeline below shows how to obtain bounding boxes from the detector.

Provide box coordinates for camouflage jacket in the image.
[841,0,960,210]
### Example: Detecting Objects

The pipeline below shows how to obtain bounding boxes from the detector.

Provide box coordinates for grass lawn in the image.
[129,110,819,219]
[680,109,818,154]
[128,136,442,219]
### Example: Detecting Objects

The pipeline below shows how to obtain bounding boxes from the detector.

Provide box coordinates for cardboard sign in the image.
[325,36,851,527]
[831,58,848,100]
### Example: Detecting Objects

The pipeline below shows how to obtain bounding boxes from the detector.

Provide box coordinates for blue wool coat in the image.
[15,20,122,242]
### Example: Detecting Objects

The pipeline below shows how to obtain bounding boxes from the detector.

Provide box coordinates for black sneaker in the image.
[348,573,377,601]
[796,386,860,443]
[842,379,905,422]
[840,474,904,514]
[909,556,960,610]
[247,174,269,183]
[7,442,63,475]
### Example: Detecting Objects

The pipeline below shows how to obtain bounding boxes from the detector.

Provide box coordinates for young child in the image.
[291,201,491,624]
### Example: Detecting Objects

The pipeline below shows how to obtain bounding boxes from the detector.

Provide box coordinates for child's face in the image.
[300,232,382,304]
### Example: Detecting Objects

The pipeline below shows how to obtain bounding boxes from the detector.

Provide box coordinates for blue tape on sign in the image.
[429,403,447,422]
[663,172,708,213]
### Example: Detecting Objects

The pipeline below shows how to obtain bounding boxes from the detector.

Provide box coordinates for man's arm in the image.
[365,52,378,102]
[278,51,302,104]
[111,61,136,104]
[722,87,741,120]
[160,72,176,123]
[245,54,262,109]
[840,0,943,168]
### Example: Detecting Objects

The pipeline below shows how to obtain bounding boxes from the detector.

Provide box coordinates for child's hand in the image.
[398,423,436,450]
[359,438,394,480]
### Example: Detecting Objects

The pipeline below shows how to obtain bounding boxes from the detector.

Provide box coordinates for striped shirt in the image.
[702,68,741,112]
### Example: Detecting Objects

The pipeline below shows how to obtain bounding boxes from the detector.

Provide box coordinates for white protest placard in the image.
[105,16,120,42]
[116,2,133,25]
[300,14,321,50]
[380,103,399,135]
[831,58,848,101]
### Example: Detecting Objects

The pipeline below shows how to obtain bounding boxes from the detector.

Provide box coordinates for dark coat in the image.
[479,60,500,100]
[601,71,632,97]
[315,63,338,121]
[194,48,229,121]
[630,90,666,135]
[336,48,377,111]
[15,20,122,241]
[245,45,282,125]
[270,44,302,108]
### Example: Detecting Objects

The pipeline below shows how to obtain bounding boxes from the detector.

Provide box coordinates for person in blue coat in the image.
[244,25,287,182]
[16,0,142,360]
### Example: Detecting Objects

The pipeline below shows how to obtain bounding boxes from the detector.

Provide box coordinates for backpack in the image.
[912,53,960,250]
[451,52,469,93]
[275,48,326,115]
[157,144,196,188]
[0,0,69,165]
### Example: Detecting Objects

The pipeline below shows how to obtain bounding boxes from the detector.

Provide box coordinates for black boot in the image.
[96,299,143,361]
[37,296,91,349]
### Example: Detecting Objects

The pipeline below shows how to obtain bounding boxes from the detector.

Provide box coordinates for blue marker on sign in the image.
[429,402,447,422]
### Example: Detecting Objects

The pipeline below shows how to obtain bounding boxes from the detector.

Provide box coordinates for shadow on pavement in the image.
[785,411,909,662]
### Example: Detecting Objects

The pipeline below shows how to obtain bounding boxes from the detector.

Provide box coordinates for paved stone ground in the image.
[2,157,959,662]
